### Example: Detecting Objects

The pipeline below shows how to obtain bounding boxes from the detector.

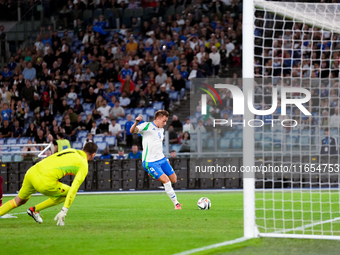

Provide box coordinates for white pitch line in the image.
[172,237,251,255]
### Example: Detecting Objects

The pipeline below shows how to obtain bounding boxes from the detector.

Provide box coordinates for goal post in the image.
[244,0,340,240]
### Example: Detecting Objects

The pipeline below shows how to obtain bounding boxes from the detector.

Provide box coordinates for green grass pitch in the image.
[1,191,340,255]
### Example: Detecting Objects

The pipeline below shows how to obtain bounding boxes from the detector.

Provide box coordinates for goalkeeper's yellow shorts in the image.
[18,166,70,201]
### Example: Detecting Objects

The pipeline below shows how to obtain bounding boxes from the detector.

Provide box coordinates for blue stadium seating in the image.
[219,138,231,149]
[145,108,155,117]
[231,138,242,149]
[153,102,163,111]
[118,119,127,126]
[13,155,22,162]
[77,131,88,140]
[104,136,116,146]
[169,91,179,101]
[83,103,93,111]
[80,137,87,144]
[72,141,83,150]
[7,138,17,146]
[133,108,144,115]
[93,136,104,143]
[97,141,108,152]
[18,137,30,144]
[1,155,12,162]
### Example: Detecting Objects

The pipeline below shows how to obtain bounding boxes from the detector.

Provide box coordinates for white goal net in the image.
[252,0,340,240]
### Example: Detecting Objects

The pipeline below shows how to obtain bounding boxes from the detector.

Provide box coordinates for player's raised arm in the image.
[130,115,143,134]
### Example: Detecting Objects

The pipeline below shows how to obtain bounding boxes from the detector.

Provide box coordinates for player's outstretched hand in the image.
[54,207,68,226]
[135,115,143,123]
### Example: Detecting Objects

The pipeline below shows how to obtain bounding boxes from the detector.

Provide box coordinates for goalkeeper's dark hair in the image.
[154,110,169,120]
[57,132,64,139]
[83,142,98,154]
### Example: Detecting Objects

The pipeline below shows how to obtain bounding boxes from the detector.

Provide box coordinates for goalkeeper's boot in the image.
[175,203,182,210]
[27,207,43,223]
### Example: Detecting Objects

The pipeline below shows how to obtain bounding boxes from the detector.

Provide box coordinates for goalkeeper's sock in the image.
[35,197,66,212]
[0,199,17,216]
[164,181,179,205]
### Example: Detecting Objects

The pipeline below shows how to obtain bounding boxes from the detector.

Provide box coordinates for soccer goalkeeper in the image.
[0,142,98,225]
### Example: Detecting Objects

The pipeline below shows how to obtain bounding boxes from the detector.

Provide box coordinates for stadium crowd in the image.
[0,0,243,158]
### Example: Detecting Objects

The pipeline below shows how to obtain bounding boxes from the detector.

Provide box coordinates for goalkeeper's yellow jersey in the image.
[34,148,89,208]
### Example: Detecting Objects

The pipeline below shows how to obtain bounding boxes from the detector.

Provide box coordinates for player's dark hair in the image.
[83,142,98,154]
[324,127,329,132]
[57,132,64,139]
[154,110,169,120]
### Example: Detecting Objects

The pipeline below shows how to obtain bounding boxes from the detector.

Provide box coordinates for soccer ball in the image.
[197,197,211,210]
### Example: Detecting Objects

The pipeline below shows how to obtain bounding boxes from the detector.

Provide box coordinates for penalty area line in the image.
[172,237,250,255]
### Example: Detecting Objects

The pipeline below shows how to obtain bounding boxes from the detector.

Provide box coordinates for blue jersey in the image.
[116,155,125,159]
[121,68,133,79]
[2,109,12,121]
[125,121,134,135]
[128,151,142,159]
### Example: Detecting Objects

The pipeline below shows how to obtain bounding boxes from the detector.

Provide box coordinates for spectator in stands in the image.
[109,118,122,139]
[74,115,86,131]
[0,120,11,138]
[128,144,142,159]
[42,108,54,127]
[195,120,207,133]
[119,74,134,96]
[155,68,167,87]
[170,150,177,159]
[1,103,12,122]
[321,128,337,155]
[11,120,22,138]
[85,87,97,104]
[83,132,93,148]
[109,100,125,118]
[119,91,131,108]
[183,118,194,133]
[116,147,125,159]
[204,118,214,133]
[126,36,138,53]
[98,117,110,134]
[124,114,134,149]
[100,147,113,160]
[25,123,37,138]
[90,121,101,135]
[172,73,186,99]
[21,140,37,159]
[330,108,340,128]
[74,98,84,115]
[179,132,190,152]
[169,125,179,144]
[170,115,182,132]
[35,129,47,145]
[22,62,36,81]
[158,84,170,111]
[209,46,221,77]
[20,80,36,105]
[97,99,111,119]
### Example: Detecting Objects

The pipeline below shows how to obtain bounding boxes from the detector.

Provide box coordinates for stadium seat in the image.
[219,138,230,149]
[96,141,108,152]
[7,138,17,146]
[77,130,88,139]
[231,138,242,149]
[93,8,103,19]
[1,155,12,162]
[0,138,4,145]
[81,113,87,121]
[93,136,104,143]
[133,7,143,18]
[13,155,22,162]
[133,108,144,115]
[72,141,83,150]
[104,8,113,20]
[169,91,179,101]
[153,102,163,111]
[18,137,30,144]
[145,108,155,117]
[143,7,154,20]
[163,6,175,20]
[176,5,185,14]
[83,103,93,111]
[118,119,127,126]
[10,147,21,152]
[85,110,92,116]
[104,136,116,146]
[83,10,93,24]
[80,137,87,144]
[55,115,63,123]
[185,80,191,90]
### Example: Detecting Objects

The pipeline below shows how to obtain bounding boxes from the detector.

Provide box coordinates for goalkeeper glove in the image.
[54,207,68,226]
